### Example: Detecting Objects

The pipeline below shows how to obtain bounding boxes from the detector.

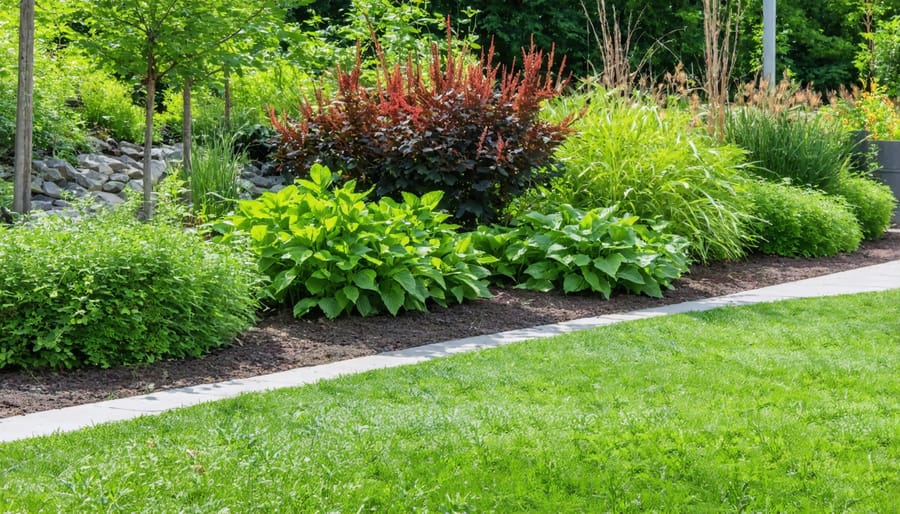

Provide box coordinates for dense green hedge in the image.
[0,213,259,370]
[747,180,862,258]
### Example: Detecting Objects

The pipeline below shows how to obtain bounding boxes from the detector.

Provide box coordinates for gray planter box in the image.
[859,138,900,224]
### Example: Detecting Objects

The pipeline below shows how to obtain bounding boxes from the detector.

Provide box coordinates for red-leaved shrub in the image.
[271,25,576,225]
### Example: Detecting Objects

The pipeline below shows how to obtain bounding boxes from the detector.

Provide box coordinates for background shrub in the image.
[0,211,259,370]
[725,108,848,191]
[79,71,144,143]
[272,31,574,226]
[221,164,492,319]
[747,179,862,257]
[471,204,690,298]
[829,171,897,240]
[524,91,754,263]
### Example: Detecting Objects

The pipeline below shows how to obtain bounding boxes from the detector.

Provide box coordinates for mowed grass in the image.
[2,291,899,512]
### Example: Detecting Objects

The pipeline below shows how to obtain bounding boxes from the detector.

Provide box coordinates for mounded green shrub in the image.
[828,171,897,240]
[747,179,863,257]
[220,164,492,319]
[471,204,690,298]
[0,213,259,370]
[79,71,145,143]
[526,91,754,262]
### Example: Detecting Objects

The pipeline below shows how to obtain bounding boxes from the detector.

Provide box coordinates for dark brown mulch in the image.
[2,230,899,419]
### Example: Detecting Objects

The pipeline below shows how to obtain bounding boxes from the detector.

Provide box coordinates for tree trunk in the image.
[142,67,156,219]
[224,67,232,131]
[182,77,193,175]
[13,0,35,214]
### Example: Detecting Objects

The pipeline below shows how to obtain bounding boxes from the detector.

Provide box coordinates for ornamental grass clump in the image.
[528,91,754,263]
[724,107,848,191]
[471,204,690,298]
[271,24,575,226]
[220,164,492,319]
[0,212,259,370]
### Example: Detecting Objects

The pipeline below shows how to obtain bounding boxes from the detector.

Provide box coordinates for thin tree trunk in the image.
[142,67,156,219]
[182,77,193,175]
[224,67,232,131]
[13,0,35,214]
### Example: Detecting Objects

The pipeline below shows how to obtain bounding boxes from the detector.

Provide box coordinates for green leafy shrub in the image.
[220,164,492,319]
[725,107,848,191]
[0,213,259,370]
[79,71,144,143]
[747,179,862,257]
[829,171,897,240]
[272,29,574,226]
[525,92,753,262]
[471,204,690,298]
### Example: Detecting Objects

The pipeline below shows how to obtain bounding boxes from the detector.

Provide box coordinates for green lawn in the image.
[2,291,899,512]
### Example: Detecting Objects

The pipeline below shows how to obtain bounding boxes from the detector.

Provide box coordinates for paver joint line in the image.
[2,259,899,443]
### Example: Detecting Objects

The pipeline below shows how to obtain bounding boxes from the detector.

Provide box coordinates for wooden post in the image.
[13,0,35,214]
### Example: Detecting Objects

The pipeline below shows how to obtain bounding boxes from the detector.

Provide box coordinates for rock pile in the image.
[0,137,288,213]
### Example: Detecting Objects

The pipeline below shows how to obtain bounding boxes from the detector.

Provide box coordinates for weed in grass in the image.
[1,291,898,511]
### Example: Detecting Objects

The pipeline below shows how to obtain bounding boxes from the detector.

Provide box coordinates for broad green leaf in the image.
[353,269,378,291]
[617,266,646,285]
[392,270,425,302]
[563,273,588,293]
[342,285,360,304]
[380,282,405,316]
[318,297,344,319]
[355,294,377,317]
[292,298,319,318]
[594,254,625,277]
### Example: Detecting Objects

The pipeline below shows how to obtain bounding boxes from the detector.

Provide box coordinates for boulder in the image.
[109,173,130,183]
[43,158,78,181]
[93,191,125,206]
[72,169,108,191]
[41,181,62,199]
[77,154,114,175]
[102,180,126,194]
[30,176,44,195]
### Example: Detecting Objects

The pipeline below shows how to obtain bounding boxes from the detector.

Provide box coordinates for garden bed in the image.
[1,229,899,418]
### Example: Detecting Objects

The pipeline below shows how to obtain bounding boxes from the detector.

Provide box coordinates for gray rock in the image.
[126,168,144,180]
[52,199,71,208]
[30,176,44,195]
[269,184,286,193]
[166,149,184,161]
[250,175,278,188]
[41,181,62,199]
[72,169,108,191]
[260,162,279,175]
[32,194,54,202]
[102,180,126,194]
[63,182,88,198]
[127,180,144,192]
[31,200,55,211]
[87,136,113,153]
[0,164,12,180]
[149,160,166,184]
[116,154,142,169]
[77,154,114,175]
[44,158,78,181]
[252,186,268,197]
[109,173,130,183]
[119,141,144,158]
[93,191,125,206]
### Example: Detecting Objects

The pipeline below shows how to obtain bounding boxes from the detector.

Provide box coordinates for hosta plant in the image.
[220,164,492,319]
[471,204,690,298]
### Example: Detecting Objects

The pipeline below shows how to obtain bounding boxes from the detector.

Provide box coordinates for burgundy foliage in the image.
[271,25,576,225]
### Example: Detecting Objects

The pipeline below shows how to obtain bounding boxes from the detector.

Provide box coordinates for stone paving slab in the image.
[2,259,899,444]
